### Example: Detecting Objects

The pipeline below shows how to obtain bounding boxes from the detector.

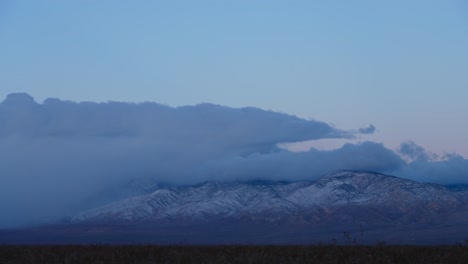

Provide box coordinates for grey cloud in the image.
[358,124,376,134]
[392,142,468,185]
[0,93,348,154]
[394,155,468,185]
[0,93,351,227]
[0,93,467,228]
[195,141,405,183]
[398,141,437,162]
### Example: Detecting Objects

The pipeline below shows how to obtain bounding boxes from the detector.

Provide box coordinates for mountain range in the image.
[2,170,468,244]
[70,170,468,225]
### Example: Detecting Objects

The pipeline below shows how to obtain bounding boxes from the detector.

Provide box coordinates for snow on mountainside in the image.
[70,171,468,225]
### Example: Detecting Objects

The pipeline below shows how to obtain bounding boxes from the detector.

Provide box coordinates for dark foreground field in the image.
[1,245,467,264]
[3,222,468,245]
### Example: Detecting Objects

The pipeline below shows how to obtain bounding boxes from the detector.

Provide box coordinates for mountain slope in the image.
[70,171,468,225]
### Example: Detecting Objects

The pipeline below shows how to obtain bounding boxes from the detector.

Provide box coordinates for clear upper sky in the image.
[1,0,467,156]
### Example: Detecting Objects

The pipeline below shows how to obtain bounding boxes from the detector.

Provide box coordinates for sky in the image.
[1,0,468,156]
[0,1,468,228]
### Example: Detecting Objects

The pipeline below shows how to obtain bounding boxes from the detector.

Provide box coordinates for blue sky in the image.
[1,0,468,156]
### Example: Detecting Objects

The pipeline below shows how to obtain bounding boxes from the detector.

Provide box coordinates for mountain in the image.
[3,170,467,245]
[70,170,468,226]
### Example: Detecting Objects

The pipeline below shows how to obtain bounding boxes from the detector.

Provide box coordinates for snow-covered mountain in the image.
[70,171,468,225]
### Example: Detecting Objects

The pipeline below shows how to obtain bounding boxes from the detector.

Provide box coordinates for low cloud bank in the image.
[398,141,438,162]
[0,93,467,228]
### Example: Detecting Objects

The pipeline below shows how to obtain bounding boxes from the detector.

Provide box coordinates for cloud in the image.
[394,155,468,185]
[0,93,467,228]
[358,124,376,134]
[0,93,351,227]
[0,93,349,152]
[398,141,437,162]
[195,141,405,183]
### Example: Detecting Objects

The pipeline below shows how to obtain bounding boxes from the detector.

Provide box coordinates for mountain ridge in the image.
[2,170,467,245]
[69,170,468,226]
